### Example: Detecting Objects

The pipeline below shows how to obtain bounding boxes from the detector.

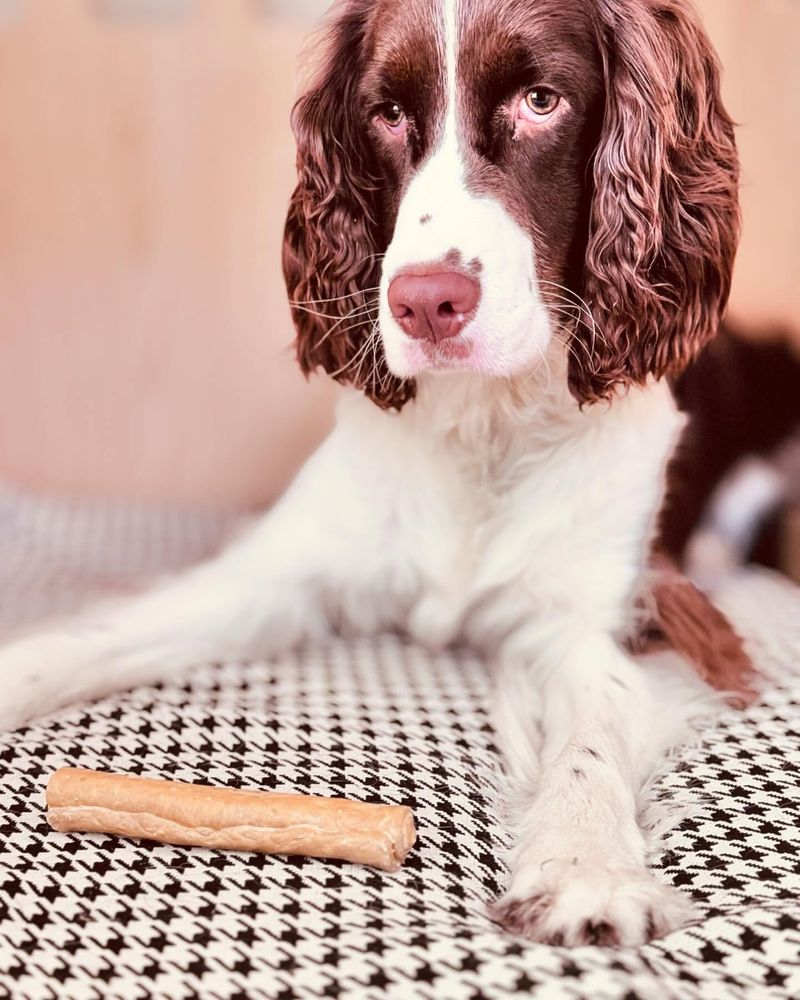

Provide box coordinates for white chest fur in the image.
[328,365,685,654]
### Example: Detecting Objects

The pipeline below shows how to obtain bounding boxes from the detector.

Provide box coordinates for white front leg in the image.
[0,420,411,731]
[492,630,704,946]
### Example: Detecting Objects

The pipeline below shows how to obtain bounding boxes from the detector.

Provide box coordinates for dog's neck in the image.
[404,339,585,467]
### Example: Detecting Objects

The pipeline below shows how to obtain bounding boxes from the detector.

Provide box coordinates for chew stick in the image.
[47,768,416,872]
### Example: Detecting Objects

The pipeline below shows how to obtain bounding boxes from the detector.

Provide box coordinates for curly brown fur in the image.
[570,0,740,403]
[282,2,414,410]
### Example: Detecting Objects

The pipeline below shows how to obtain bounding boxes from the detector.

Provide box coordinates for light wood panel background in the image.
[0,0,797,509]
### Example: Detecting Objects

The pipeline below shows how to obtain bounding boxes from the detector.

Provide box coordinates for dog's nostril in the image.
[388,271,481,342]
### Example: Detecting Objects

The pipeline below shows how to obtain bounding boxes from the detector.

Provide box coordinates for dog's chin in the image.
[396,336,478,376]
[381,330,548,381]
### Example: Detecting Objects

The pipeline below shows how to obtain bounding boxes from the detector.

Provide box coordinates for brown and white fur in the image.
[0,0,743,946]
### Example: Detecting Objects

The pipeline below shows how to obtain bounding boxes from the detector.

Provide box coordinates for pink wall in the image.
[0,1,335,509]
[0,0,797,509]
[700,0,800,332]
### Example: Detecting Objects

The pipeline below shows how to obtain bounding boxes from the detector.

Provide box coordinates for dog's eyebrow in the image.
[360,51,441,108]
[461,8,602,99]
[463,35,545,93]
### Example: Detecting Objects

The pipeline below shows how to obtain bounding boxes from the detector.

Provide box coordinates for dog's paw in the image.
[0,633,85,732]
[490,859,693,947]
[0,665,51,731]
[0,696,40,733]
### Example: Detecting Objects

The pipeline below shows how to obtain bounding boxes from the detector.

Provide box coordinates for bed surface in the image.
[1,485,798,1000]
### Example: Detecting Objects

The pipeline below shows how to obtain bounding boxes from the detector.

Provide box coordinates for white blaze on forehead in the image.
[441,0,462,175]
[384,0,463,239]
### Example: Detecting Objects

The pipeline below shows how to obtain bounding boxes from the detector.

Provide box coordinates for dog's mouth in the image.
[420,338,473,363]
[396,333,477,375]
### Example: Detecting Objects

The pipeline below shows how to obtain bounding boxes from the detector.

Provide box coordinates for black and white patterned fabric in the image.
[0,486,799,1000]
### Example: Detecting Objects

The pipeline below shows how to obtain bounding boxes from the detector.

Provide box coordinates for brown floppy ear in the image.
[569,0,740,403]
[282,4,413,410]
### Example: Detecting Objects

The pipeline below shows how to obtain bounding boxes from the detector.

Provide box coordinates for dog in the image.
[662,323,800,586]
[0,0,743,946]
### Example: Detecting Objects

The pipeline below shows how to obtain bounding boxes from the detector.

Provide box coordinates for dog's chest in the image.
[402,432,599,647]
[386,382,685,650]
[336,379,682,648]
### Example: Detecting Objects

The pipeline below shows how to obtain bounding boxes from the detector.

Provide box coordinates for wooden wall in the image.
[0,0,335,508]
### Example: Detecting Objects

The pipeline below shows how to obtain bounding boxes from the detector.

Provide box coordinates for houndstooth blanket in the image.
[0,486,799,1000]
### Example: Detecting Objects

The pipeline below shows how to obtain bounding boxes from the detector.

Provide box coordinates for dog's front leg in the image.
[0,428,404,731]
[491,630,697,946]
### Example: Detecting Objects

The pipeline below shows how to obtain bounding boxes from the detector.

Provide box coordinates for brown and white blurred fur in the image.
[0,0,744,946]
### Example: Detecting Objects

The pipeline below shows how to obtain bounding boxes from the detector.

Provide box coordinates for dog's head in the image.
[283,0,739,408]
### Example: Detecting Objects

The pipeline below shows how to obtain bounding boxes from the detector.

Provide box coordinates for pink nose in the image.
[388,271,480,342]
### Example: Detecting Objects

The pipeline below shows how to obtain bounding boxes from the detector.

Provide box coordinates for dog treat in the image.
[46,768,416,872]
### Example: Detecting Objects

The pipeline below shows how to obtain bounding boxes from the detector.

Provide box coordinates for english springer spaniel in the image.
[0,0,745,946]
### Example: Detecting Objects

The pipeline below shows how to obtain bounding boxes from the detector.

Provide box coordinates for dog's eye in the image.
[520,88,561,121]
[377,102,407,134]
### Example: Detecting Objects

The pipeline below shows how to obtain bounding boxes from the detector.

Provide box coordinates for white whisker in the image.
[290,286,381,311]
